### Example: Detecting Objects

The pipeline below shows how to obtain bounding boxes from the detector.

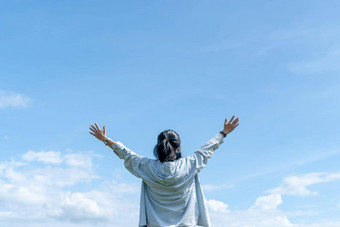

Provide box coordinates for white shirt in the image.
[111,132,225,227]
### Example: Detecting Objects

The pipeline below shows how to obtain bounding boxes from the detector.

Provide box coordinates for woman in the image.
[89,115,239,227]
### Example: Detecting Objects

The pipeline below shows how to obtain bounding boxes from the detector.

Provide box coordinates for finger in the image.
[103,125,106,134]
[233,118,239,124]
[234,123,239,127]
[90,125,97,131]
[225,118,228,124]
[89,132,95,136]
[228,115,235,123]
[95,122,100,131]
[89,127,96,133]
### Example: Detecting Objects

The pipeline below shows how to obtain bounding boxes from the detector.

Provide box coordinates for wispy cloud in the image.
[23,150,62,164]
[22,150,95,168]
[267,172,340,196]
[0,90,32,109]
[288,49,340,75]
[202,184,233,192]
[234,148,340,183]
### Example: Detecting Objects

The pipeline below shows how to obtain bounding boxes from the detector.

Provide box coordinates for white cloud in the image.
[296,222,340,227]
[209,208,293,227]
[46,192,107,222]
[0,211,14,217]
[0,90,32,109]
[30,167,99,187]
[64,153,92,168]
[207,171,340,227]
[203,184,233,192]
[207,194,287,226]
[22,150,96,169]
[207,197,340,227]
[0,180,47,205]
[267,172,340,196]
[0,150,141,227]
[250,194,283,210]
[23,150,62,164]
[206,199,229,213]
[45,183,140,224]
[2,150,340,227]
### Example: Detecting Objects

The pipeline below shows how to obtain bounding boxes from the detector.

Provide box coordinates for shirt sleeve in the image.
[187,132,225,173]
[111,141,149,179]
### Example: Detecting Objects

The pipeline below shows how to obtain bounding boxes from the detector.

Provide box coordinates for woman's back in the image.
[111,132,225,227]
[141,159,199,227]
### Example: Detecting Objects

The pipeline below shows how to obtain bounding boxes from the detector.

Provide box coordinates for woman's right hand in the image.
[89,122,107,142]
[223,115,239,134]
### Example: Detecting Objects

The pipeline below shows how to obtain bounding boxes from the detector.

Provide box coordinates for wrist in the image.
[103,137,112,146]
[220,131,227,138]
[222,130,229,135]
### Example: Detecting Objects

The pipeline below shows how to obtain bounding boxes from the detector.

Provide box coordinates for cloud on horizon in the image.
[0,150,340,227]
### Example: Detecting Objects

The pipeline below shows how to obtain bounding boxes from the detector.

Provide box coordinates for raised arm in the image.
[89,123,148,178]
[187,115,239,172]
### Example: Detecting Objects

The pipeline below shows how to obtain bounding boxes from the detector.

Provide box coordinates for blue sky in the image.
[1,0,340,226]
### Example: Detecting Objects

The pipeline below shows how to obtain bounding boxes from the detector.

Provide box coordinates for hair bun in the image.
[153,129,182,163]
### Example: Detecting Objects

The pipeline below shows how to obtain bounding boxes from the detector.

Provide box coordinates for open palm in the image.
[223,115,239,134]
[89,123,107,142]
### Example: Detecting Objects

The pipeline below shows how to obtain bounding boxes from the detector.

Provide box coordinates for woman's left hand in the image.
[89,123,107,142]
[223,115,239,134]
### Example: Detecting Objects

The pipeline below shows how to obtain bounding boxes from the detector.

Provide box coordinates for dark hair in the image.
[153,129,182,163]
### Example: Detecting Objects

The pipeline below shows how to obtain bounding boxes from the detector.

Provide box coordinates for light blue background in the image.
[1,1,340,226]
